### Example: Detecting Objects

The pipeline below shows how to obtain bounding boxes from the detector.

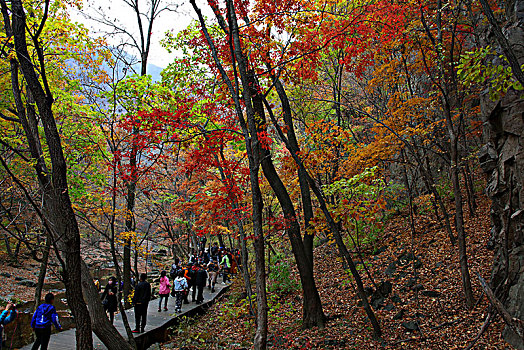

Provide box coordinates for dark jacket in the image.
[31,303,61,329]
[133,280,151,305]
[195,268,208,287]
[101,283,118,313]
[210,246,219,257]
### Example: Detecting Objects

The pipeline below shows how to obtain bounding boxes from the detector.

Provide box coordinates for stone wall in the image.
[479,0,524,348]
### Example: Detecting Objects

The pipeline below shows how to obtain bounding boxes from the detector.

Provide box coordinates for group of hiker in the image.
[0,243,238,349]
[163,244,239,313]
[94,243,237,334]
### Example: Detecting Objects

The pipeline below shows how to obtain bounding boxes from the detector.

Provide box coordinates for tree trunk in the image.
[269,75,316,272]
[33,233,51,312]
[123,173,137,307]
[9,1,93,347]
[446,111,474,309]
[189,0,268,346]
[80,262,134,350]
[260,156,326,328]
[265,96,382,337]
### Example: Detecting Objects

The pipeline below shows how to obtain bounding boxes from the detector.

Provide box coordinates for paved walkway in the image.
[21,283,228,349]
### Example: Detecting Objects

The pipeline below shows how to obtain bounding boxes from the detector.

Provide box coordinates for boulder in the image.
[17,280,37,288]
[402,321,419,332]
[421,290,441,298]
[393,309,405,320]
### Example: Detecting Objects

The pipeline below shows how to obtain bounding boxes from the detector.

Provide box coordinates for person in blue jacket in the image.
[0,302,18,349]
[30,293,61,350]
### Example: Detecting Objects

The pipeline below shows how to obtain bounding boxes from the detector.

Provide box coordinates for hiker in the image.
[220,250,231,283]
[0,302,17,350]
[100,276,118,324]
[194,263,208,304]
[172,270,188,313]
[203,249,210,264]
[132,273,151,333]
[190,263,200,302]
[210,242,219,260]
[169,259,180,280]
[230,251,238,275]
[199,236,207,253]
[30,293,62,350]
[182,264,192,304]
[158,270,170,312]
[207,259,218,293]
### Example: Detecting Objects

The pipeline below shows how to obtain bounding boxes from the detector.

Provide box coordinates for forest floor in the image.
[160,194,511,349]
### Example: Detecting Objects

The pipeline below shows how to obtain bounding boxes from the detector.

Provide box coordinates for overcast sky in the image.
[70,0,209,68]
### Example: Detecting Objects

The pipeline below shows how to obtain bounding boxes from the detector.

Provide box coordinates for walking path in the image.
[21,283,228,349]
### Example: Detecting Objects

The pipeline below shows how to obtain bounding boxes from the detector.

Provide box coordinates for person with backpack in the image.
[169,258,180,280]
[207,259,219,293]
[158,270,170,312]
[194,264,208,304]
[220,250,231,283]
[182,264,192,304]
[0,302,17,350]
[190,263,200,302]
[100,276,118,324]
[132,273,151,333]
[210,242,219,260]
[30,293,62,350]
[172,270,188,313]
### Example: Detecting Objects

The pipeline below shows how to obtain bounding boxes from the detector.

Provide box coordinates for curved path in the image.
[21,283,228,350]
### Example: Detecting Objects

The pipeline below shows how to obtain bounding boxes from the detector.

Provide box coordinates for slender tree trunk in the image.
[462,162,477,217]
[123,172,137,307]
[189,0,268,346]
[2,234,13,260]
[450,135,475,308]
[249,72,325,328]
[265,98,382,337]
[269,75,316,272]
[214,150,254,314]
[33,233,51,312]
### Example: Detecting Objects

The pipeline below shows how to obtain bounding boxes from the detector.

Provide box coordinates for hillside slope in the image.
[162,194,509,349]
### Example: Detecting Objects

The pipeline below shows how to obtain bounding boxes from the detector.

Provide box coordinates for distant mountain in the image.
[144,63,163,82]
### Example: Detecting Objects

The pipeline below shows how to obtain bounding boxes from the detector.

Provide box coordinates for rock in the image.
[373,246,387,255]
[369,281,393,309]
[378,281,392,296]
[391,294,403,304]
[385,261,397,277]
[384,303,395,311]
[404,277,416,288]
[421,290,441,298]
[479,142,498,172]
[0,272,11,278]
[370,296,384,309]
[393,309,405,320]
[413,284,424,292]
[402,321,419,331]
[385,252,423,278]
[17,279,37,287]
